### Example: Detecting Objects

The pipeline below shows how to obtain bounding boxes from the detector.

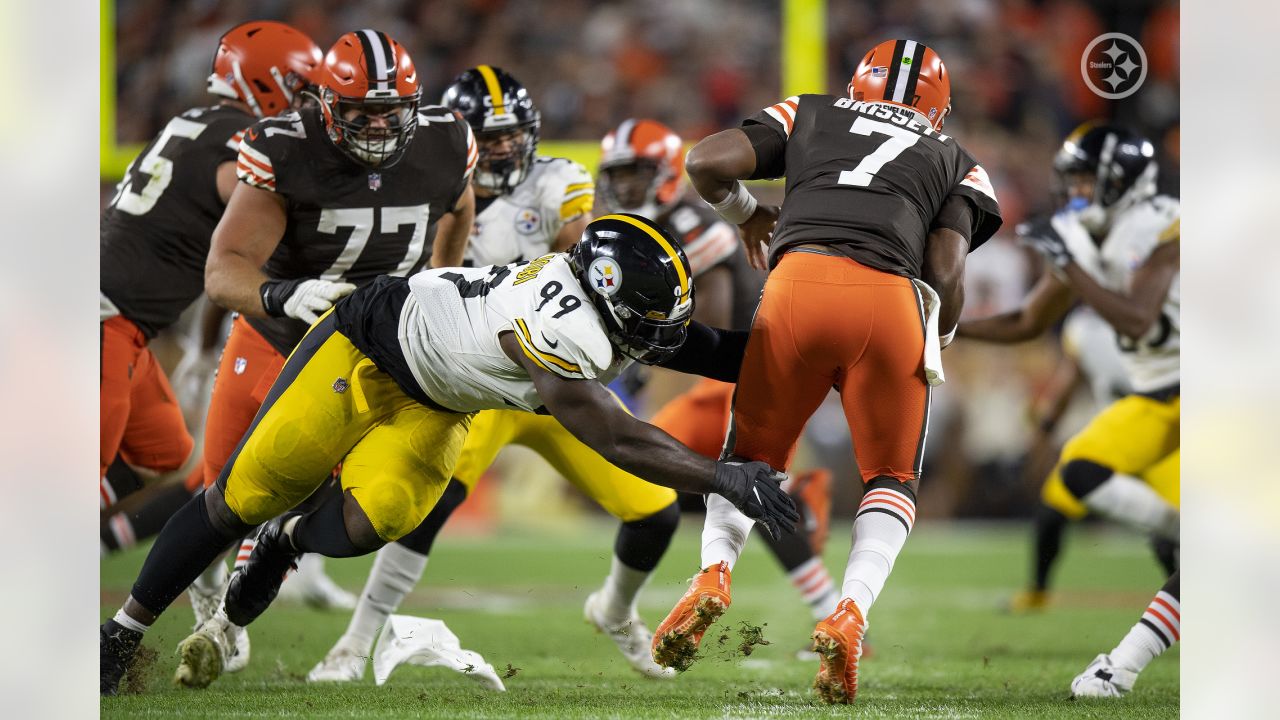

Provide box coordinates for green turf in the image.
[101,521,1177,718]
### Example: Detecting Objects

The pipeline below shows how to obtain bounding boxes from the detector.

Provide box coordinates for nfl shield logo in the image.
[233,357,247,375]
[333,378,349,394]
[368,173,382,191]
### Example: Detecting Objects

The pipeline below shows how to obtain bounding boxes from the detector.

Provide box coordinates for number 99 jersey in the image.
[236,104,477,355]
[746,94,1002,277]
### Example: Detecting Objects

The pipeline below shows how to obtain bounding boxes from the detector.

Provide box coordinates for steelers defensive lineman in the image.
[308,68,684,682]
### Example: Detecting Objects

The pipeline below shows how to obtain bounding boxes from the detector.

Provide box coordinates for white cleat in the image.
[279,554,358,610]
[1071,653,1137,698]
[584,591,676,680]
[188,561,230,630]
[174,611,248,688]
[307,642,369,683]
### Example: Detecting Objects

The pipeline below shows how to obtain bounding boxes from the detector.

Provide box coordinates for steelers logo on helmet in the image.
[588,256,623,298]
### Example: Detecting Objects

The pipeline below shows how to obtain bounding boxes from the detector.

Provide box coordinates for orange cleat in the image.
[811,597,868,704]
[791,468,832,555]
[651,561,732,672]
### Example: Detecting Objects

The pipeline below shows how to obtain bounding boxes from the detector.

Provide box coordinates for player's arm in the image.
[214,161,239,205]
[552,215,589,253]
[692,265,733,328]
[205,183,289,317]
[430,182,475,268]
[499,332,798,537]
[1063,240,1178,340]
[958,271,1077,343]
[922,219,970,339]
[685,129,779,270]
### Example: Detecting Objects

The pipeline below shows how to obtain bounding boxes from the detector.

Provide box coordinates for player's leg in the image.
[1072,570,1179,697]
[1009,469,1087,612]
[309,409,506,682]
[101,478,193,555]
[100,317,141,483]
[116,342,195,476]
[1058,395,1180,541]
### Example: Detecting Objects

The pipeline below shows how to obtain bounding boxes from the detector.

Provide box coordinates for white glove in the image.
[281,279,356,324]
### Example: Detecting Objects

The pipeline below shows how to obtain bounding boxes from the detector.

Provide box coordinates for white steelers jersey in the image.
[464,156,594,267]
[1061,306,1131,407]
[397,253,624,413]
[1056,196,1179,392]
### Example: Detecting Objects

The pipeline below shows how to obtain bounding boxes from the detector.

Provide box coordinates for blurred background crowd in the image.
[104,0,1179,524]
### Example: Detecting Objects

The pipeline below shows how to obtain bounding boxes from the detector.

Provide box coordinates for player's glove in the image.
[710,460,800,541]
[260,278,357,324]
[1016,218,1073,272]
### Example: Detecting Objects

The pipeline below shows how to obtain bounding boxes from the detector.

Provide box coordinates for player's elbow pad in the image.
[658,321,749,383]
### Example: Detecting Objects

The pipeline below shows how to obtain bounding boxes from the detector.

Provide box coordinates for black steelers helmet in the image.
[441,65,540,195]
[1054,122,1157,229]
[567,214,695,365]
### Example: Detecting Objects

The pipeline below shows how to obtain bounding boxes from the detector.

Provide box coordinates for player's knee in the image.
[202,485,254,539]
[344,492,399,549]
[1060,459,1113,500]
[633,500,680,534]
[395,478,469,555]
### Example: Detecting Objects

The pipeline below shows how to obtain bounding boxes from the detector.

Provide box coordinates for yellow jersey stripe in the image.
[1158,217,1180,244]
[563,182,594,194]
[476,65,506,115]
[513,332,554,373]
[594,213,690,300]
[515,318,582,373]
[560,194,593,221]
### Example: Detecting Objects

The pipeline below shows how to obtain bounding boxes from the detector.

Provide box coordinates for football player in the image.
[98,214,799,695]
[100,20,321,504]
[649,40,1002,705]
[597,118,842,627]
[959,123,1180,561]
[174,28,479,653]
[1070,571,1179,697]
[307,69,681,682]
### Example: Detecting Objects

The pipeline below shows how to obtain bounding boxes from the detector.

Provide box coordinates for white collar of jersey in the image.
[861,101,932,129]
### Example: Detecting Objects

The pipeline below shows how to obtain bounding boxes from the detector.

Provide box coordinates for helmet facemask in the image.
[474,123,538,195]
[324,90,420,167]
[598,160,666,218]
[597,290,693,366]
[1055,130,1158,235]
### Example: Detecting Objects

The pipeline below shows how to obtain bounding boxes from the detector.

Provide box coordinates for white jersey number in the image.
[836,117,920,188]
[112,117,208,216]
[317,205,431,280]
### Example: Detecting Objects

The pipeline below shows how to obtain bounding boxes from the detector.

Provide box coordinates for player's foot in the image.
[1006,589,1050,614]
[584,590,675,679]
[1070,653,1137,697]
[173,612,245,689]
[796,634,874,662]
[100,620,143,696]
[811,597,868,704]
[307,641,369,683]
[651,562,732,672]
[278,554,358,610]
[224,516,301,627]
[791,468,832,555]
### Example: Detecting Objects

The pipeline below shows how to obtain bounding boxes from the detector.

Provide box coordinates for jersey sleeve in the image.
[945,160,1003,251]
[741,95,801,179]
[235,120,280,192]
[666,204,738,276]
[510,310,614,381]
[552,160,595,224]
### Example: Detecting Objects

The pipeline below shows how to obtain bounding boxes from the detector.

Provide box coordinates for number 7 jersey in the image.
[746,95,1002,277]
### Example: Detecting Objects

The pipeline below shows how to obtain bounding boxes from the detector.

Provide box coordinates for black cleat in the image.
[100,620,143,696]
[224,516,300,627]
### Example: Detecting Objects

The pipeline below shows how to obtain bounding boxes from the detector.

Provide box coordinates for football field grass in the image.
[101,520,1177,718]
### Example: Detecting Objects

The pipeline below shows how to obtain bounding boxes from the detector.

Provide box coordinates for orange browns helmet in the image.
[598,119,685,217]
[318,29,422,167]
[207,20,323,119]
[848,39,951,131]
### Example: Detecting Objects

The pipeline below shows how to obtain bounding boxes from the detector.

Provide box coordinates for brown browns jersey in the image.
[236,104,477,354]
[745,94,1002,277]
[101,104,254,338]
[654,198,763,331]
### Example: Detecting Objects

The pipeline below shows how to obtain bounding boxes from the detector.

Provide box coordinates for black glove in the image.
[710,460,800,541]
[1016,218,1072,271]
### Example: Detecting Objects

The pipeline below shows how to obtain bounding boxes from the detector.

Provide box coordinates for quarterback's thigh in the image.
[118,348,193,474]
[522,414,677,522]
[1141,448,1180,510]
[220,323,373,525]
[342,403,474,542]
[1060,395,1179,476]
[451,409,521,492]
[200,318,286,488]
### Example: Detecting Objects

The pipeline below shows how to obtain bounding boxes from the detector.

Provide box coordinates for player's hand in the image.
[277,279,356,324]
[710,460,799,540]
[739,204,780,271]
[1016,218,1072,272]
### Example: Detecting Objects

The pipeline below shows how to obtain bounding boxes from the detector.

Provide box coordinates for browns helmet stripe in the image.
[615,118,637,148]
[883,40,906,101]
[357,29,396,92]
[889,40,919,103]
[899,42,925,105]
[476,65,506,114]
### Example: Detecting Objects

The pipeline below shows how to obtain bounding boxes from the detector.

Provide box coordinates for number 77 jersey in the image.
[747,95,1002,277]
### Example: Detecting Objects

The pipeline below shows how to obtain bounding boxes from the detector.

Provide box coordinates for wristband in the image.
[708,181,758,225]
[259,278,306,318]
[940,324,957,349]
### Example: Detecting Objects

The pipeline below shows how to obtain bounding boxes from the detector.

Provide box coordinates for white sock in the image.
[1111,588,1179,672]
[599,555,651,626]
[340,542,428,653]
[788,556,840,620]
[108,514,137,551]
[700,493,756,570]
[841,486,916,616]
[191,557,229,595]
[113,608,150,634]
[1083,474,1179,541]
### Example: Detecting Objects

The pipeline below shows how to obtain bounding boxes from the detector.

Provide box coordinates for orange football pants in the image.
[725,251,929,483]
[651,377,735,459]
[100,315,194,480]
[186,316,286,491]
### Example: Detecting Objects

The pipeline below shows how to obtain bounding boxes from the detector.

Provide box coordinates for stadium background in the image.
[100,0,1179,527]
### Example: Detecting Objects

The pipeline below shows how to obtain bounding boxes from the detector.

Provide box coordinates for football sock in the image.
[1110,571,1180,672]
[1063,461,1179,542]
[701,492,756,570]
[289,491,368,558]
[112,608,150,634]
[787,556,840,620]
[341,542,429,653]
[101,482,193,553]
[614,501,679,572]
[599,555,652,626]
[1151,535,1180,575]
[1031,503,1069,591]
[101,456,146,509]
[130,491,240,616]
[841,478,916,615]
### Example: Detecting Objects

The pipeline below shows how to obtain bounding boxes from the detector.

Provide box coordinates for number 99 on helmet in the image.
[568,214,695,365]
